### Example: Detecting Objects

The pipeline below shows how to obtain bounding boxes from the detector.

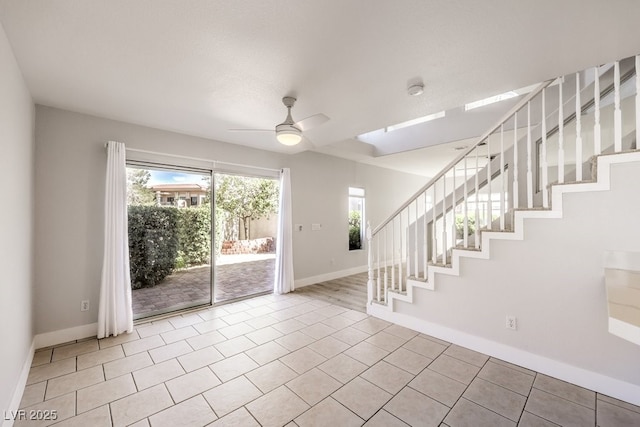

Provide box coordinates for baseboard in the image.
[34,322,98,350]
[368,305,640,407]
[2,340,35,427]
[294,265,368,288]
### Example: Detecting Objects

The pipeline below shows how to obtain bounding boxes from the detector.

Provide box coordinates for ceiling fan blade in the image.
[228,128,273,132]
[295,113,329,131]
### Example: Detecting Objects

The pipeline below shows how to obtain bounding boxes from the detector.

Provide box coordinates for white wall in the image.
[33,106,425,335]
[397,159,640,397]
[0,22,34,418]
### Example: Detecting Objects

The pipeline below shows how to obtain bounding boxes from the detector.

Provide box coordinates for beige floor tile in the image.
[419,333,451,347]
[223,301,252,314]
[344,341,389,366]
[245,314,279,329]
[286,368,342,405]
[272,318,307,334]
[136,321,174,338]
[477,360,534,396]
[361,360,414,394]
[299,323,336,340]
[98,330,140,349]
[148,394,217,427]
[321,305,350,317]
[210,353,259,382]
[321,314,358,330]
[160,325,199,344]
[383,324,419,340]
[15,392,76,427]
[110,384,173,427]
[598,394,640,414]
[133,359,185,390]
[597,399,640,426]
[402,335,447,359]
[307,336,350,358]
[332,377,392,420]
[385,386,450,427]
[165,367,221,402]
[186,330,226,350]
[168,313,203,329]
[51,339,99,361]
[197,306,230,321]
[77,374,137,414]
[295,396,363,427]
[518,411,560,427]
[77,345,125,370]
[203,375,263,416]
[463,377,527,421]
[444,398,515,427]
[208,407,260,427]
[280,347,326,374]
[218,321,255,339]
[245,360,298,393]
[525,388,595,427]
[444,344,489,367]
[128,419,150,427]
[122,335,165,356]
[352,317,391,335]
[341,309,369,321]
[331,326,371,346]
[214,335,256,357]
[220,311,253,326]
[148,340,193,364]
[31,349,52,367]
[104,352,153,380]
[318,353,368,384]
[51,405,111,427]
[245,326,283,345]
[246,305,274,318]
[295,310,329,325]
[26,358,76,385]
[19,381,46,408]
[46,365,104,399]
[271,308,305,322]
[384,347,432,375]
[364,410,409,426]
[177,346,224,372]
[429,354,481,385]
[246,385,309,427]
[245,341,289,365]
[275,331,316,351]
[533,374,596,409]
[193,318,229,335]
[409,367,466,407]
[365,331,408,352]
[489,357,535,376]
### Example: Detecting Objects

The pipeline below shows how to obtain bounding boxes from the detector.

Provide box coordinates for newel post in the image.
[366,221,373,306]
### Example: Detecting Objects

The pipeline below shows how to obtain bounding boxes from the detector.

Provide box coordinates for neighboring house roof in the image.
[149,184,208,192]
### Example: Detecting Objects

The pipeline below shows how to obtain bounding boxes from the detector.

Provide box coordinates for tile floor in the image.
[18,291,640,427]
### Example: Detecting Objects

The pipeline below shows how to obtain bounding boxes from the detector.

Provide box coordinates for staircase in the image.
[366,54,640,405]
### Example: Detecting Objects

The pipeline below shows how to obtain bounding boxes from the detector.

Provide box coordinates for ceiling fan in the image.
[229,97,329,146]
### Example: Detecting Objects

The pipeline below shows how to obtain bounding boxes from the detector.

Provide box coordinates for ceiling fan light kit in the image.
[276,124,302,145]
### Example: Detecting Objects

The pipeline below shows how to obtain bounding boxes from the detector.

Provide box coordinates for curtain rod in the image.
[104,143,282,173]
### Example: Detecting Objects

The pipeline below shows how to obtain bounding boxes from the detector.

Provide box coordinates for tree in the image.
[215,175,279,240]
[127,168,155,206]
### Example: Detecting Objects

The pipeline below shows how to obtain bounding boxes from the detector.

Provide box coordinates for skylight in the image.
[464,91,518,111]
[385,110,446,132]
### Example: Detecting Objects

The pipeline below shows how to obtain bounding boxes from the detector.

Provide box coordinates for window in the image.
[167,196,175,204]
[190,196,198,206]
[349,187,365,250]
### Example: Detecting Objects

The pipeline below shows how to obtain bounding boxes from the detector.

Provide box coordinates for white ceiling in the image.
[2,0,640,176]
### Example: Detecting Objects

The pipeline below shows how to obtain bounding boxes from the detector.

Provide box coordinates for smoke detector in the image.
[407,83,424,96]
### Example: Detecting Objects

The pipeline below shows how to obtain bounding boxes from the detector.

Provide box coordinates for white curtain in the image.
[274,168,295,294]
[98,141,134,339]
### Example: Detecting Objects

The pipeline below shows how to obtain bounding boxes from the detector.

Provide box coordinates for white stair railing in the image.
[368,54,640,306]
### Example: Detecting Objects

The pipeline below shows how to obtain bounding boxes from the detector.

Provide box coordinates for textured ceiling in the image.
[1,0,640,174]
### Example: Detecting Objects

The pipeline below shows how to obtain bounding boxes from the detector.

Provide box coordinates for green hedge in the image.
[128,206,179,289]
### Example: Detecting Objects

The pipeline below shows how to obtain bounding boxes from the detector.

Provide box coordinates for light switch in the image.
[311,223,322,231]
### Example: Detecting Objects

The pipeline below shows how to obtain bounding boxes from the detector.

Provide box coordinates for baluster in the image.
[391,217,395,291]
[526,101,533,208]
[383,225,388,301]
[432,185,437,262]
[500,124,506,231]
[414,200,418,278]
[474,149,480,249]
[452,164,457,245]
[367,222,373,303]
[376,230,381,302]
[399,211,403,292]
[406,208,411,278]
[463,157,469,248]
[636,56,640,149]
[423,192,428,279]
[594,67,601,155]
[558,77,565,184]
[513,112,519,209]
[614,61,622,152]
[487,136,492,230]
[576,72,583,181]
[442,174,448,265]
[541,88,549,208]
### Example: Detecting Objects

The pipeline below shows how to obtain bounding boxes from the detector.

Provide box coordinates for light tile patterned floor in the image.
[18,291,640,427]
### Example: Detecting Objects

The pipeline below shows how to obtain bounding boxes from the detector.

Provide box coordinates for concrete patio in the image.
[132,253,275,318]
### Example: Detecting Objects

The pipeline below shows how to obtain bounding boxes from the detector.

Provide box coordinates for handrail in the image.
[372,79,554,235]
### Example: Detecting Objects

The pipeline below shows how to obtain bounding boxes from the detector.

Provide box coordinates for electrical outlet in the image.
[506,315,517,330]
[81,300,90,312]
